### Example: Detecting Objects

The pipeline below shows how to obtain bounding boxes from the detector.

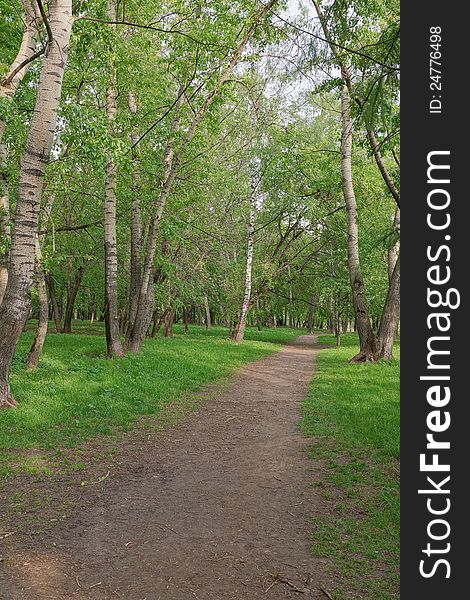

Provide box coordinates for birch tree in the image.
[0,0,73,408]
[0,0,41,305]
[231,174,256,342]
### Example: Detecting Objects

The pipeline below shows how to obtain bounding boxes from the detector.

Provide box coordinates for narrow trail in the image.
[1,335,332,599]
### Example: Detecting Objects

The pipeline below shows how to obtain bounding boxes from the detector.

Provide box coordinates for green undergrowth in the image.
[302,333,400,600]
[0,322,299,478]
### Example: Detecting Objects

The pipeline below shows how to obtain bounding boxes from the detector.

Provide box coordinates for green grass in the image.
[302,333,399,600]
[0,322,299,477]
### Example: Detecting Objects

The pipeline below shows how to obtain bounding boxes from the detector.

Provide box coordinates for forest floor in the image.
[0,334,338,599]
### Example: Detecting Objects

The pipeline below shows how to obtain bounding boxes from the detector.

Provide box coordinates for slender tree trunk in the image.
[377,256,400,359]
[47,275,63,333]
[365,128,400,207]
[126,91,141,334]
[27,242,48,370]
[306,292,317,334]
[0,0,73,408]
[312,0,377,362]
[231,176,256,342]
[125,98,184,352]
[27,195,54,367]
[388,207,400,281]
[203,294,212,329]
[63,267,84,334]
[151,308,169,338]
[0,1,41,307]
[287,265,294,329]
[164,308,175,338]
[340,79,377,361]
[197,305,203,325]
[183,306,189,334]
[103,0,124,358]
[335,314,341,346]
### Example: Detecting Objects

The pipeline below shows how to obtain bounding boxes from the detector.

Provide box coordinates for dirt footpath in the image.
[1,335,332,599]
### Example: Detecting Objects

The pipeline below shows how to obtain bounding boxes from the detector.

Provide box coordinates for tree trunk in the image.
[231,176,256,343]
[46,275,63,333]
[125,98,184,353]
[306,292,317,333]
[377,256,400,359]
[365,128,400,207]
[126,91,142,335]
[63,266,84,334]
[163,309,174,338]
[151,308,169,338]
[103,0,124,358]
[204,294,212,329]
[335,313,341,346]
[287,265,294,329]
[0,0,73,408]
[388,208,400,281]
[27,244,48,370]
[312,0,377,362]
[183,306,189,334]
[0,1,41,308]
[340,78,377,361]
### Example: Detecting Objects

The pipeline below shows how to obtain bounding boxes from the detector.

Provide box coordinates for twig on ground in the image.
[89,581,102,589]
[0,532,14,541]
[264,580,276,593]
[320,586,334,599]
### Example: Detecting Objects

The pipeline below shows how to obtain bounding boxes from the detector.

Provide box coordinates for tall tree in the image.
[0,0,73,408]
[125,0,278,353]
[0,0,41,305]
[231,174,256,342]
[103,0,124,357]
[311,0,399,360]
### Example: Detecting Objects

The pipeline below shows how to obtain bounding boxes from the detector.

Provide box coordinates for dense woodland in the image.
[0,0,400,408]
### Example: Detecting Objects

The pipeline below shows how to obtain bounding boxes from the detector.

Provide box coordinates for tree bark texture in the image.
[27,241,48,370]
[47,274,63,333]
[204,294,212,329]
[340,79,377,361]
[0,1,42,306]
[377,255,400,359]
[103,0,124,358]
[0,0,73,408]
[231,176,256,343]
[126,91,142,335]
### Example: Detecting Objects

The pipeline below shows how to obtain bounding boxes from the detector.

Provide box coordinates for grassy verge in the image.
[302,333,399,600]
[0,323,299,478]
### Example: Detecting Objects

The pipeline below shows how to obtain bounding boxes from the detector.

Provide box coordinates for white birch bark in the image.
[103,0,124,357]
[232,176,256,343]
[126,91,141,335]
[0,1,42,306]
[0,0,73,408]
